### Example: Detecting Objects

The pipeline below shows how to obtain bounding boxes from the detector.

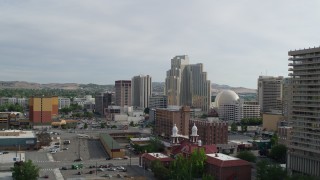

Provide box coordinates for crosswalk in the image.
[33,160,61,163]
[40,168,55,171]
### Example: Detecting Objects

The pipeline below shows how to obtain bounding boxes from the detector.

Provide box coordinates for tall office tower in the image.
[115,80,131,107]
[29,96,58,124]
[95,92,113,115]
[165,55,211,112]
[257,76,284,113]
[165,55,189,106]
[131,75,152,109]
[287,47,320,176]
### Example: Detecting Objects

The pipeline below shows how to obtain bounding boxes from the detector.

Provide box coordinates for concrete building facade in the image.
[131,75,152,109]
[257,76,284,113]
[287,47,320,176]
[149,95,167,109]
[58,97,71,109]
[115,80,132,107]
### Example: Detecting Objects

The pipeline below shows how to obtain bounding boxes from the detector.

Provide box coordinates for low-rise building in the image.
[0,130,37,150]
[206,153,251,180]
[140,152,173,169]
[99,133,125,158]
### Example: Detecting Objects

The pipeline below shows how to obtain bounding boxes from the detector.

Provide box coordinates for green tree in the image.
[269,144,287,163]
[202,174,215,180]
[256,160,287,180]
[189,148,207,178]
[144,107,150,114]
[12,160,40,180]
[169,154,190,180]
[100,123,105,129]
[270,133,279,146]
[236,151,256,163]
[83,123,88,129]
[286,174,318,180]
[231,122,237,132]
[129,121,134,127]
[151,159,170,180]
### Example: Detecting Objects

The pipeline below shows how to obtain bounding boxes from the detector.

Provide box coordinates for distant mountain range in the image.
[0,81,256,94]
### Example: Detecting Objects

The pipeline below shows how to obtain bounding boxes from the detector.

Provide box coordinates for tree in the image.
[270,133,279,146]
[169,154,190,180]
[256,160,287,180]
[189,148,207,178]
[269,144,287,163]
[236,151,256,163]
[144,107,150,114]
[84,123,88,129]
[151,160,170,180]
[286,174,318,180]
[100,123,105,129]
[129,121,134,127]
[231,122,237,132]
[12,160,40,180]
[202,174,215,180]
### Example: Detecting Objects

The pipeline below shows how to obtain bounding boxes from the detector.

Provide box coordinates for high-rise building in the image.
[29,96,58,124]
[282,77,293,120]
[257,76,284,113]
[95,92,113,115]
[287,47,320,176]
[165,55,211,112]
[115,80,131,107]
[131,75,152,109]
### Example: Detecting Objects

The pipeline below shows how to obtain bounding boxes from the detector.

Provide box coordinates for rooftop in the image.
[148,153,169,159]
[207,153,239,161]
[0,130,36,139]
[130,137,150,142]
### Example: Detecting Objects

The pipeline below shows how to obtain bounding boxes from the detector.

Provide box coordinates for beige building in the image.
[165,55,211,113]
[131,75,152,109]
[257,76,283,113]
[262,113,284,131]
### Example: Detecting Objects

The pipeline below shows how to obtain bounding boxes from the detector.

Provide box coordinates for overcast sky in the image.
[1,0,320,89]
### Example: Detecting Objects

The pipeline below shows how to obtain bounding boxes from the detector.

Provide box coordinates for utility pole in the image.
[78,137,81,159]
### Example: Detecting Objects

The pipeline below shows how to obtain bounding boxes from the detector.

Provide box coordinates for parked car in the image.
[74,158,83,162]
[60,167,68,170]
[2,151,9,154]
[62,147,69,150]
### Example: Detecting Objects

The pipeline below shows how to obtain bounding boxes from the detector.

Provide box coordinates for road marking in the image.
[47,153,54,162]
[54,168,64,180]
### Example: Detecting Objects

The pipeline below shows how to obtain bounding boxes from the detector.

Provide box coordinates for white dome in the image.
[191,123,198,136]
[215,90,239,108]
[172,124,178,136]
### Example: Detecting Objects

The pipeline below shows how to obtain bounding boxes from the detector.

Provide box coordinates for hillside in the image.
[0,81,256,94]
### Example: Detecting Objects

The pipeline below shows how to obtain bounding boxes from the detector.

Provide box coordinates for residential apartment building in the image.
[149,95,167,109]
[287,47,320,176]
[131,75,152,109]
[29,96,58,124]
[190,119,228,145]
[165,55,211,112]
[257,76,284,113]
[115,80,131,107]
[154,106,190,139]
